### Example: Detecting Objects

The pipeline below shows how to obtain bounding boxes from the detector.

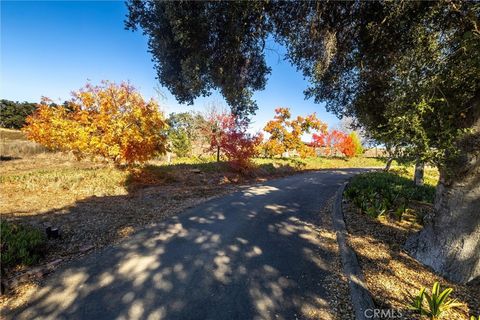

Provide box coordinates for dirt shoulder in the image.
[343,199,480,320]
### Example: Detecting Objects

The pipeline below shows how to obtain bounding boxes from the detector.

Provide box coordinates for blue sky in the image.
[1,1,339,133]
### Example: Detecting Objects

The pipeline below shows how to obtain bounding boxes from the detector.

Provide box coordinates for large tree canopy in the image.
[126,0,271,117]
[126,1,480,283]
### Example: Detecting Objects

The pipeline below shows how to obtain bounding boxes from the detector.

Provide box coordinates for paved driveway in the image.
[8,169,363,320]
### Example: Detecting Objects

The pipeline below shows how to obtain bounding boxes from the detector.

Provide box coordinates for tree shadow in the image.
[343,203,480,318]
[4,169,363,319]
[0,155,21,161]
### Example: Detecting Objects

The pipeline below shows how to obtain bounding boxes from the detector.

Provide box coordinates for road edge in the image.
[332,181,376,320]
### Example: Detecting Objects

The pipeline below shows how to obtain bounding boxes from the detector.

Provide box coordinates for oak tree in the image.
[126,1,480,283]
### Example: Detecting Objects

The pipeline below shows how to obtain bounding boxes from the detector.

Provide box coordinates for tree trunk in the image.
[384,158,393,172]
[216,146,220,162]
[405,97,480,284]
[414,161,424,186]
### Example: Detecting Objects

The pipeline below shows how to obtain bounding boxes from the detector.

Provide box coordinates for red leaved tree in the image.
[312,130,355,157]
[206,110,262,172]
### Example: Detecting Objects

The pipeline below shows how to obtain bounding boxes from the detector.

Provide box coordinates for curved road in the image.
[9,169,364,320]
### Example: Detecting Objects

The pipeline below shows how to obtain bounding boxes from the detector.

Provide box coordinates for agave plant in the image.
[408,282,464,319]
[408,287,426,315]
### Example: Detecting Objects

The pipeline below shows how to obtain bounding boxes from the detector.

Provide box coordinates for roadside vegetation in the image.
[343,168,479,319]
[0,222,46,272]
[345,171,436,221]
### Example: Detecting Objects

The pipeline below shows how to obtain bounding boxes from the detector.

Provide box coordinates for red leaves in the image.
[312,130,355,157]
[207,110,261,172]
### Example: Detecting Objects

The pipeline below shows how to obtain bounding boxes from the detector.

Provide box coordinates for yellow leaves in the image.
[23,82,168,165]
[263,107,327,158]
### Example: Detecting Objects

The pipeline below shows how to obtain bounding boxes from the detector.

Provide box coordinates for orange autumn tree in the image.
[263,107,326,158]
[23,81,168,165]
[312,130,355,158]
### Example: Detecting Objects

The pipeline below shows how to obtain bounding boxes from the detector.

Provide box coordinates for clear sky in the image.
[1,0,340,133]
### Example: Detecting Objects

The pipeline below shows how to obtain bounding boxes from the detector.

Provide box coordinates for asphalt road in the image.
[8,169,364,320]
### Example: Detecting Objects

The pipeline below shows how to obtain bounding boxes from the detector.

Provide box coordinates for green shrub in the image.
[0,221,46,271]
[407,282,463,319]
[345,171,435,220]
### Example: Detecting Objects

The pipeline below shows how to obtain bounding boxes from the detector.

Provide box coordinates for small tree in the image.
[168,130,191,157]
[263,107,327,158]
[166,111,210,157]
[349,132,364,155]
[312,130,355,158]
[206,110,261,171]
[24,81,168,165]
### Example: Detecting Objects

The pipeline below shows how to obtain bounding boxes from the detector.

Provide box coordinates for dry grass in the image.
[254,156,387,171]
[0,128,26,140]
[0,128,47,158]
[343,201,479,320]
[0,154,128,215]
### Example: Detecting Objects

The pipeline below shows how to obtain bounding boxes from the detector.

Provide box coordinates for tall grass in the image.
[0,128,47,158]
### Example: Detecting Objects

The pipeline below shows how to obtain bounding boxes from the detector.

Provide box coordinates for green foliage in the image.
[345,171,435,220]
[409,287,426,315]
[166,111,209,157]
[349,132,363,155]
[407,282,463,319]
[0,221,46,271]
[126,1,270,117]
[0,100,37,129]
[168,129,191,157]
[166,112,207,140]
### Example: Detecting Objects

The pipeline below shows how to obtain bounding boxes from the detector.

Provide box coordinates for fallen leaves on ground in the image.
[343,201,479,320]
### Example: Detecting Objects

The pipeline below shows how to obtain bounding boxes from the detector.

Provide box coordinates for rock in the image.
[47,259,63,268]
[79,245,94,253]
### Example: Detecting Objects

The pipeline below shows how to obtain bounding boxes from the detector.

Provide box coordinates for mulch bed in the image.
[343,200,480,320]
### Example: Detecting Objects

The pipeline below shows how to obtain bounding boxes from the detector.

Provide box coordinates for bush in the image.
[345,171,435,220]
[0,221,46,271]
